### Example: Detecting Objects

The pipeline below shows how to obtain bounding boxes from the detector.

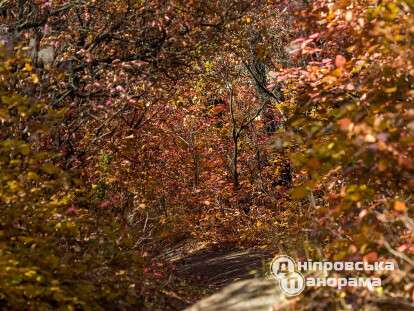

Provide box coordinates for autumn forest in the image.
[1,0,414,310]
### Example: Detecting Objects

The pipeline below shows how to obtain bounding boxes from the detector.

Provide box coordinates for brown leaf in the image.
[363,251,378,263]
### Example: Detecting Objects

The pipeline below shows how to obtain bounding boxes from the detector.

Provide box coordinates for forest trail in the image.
[163,243,414,311]
[161,241,290,310]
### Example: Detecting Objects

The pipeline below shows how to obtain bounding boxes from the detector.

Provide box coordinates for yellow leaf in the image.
[385,87,397,93]
[116,270,127,276]
[0,108,10,121]
[19,144,30,155]
[31,74,39,84]
[7,181,19,192]
[41,163,58,174]
[24,270,37,278]
[330,68,342,77]
[24,63,32,72]
[27,171,40,181]
[106,176,118,184]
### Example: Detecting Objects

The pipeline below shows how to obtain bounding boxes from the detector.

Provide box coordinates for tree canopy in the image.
[1,0,414,310]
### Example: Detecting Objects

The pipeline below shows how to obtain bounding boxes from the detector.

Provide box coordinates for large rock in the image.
[184,278,287,311]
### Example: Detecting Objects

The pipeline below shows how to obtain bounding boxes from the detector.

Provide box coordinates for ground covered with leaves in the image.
[1,0,414,310]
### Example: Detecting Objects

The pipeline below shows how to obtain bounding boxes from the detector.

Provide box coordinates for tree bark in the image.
[228,83,240,190]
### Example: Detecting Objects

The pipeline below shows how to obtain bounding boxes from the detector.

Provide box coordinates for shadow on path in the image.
[175,247,271,290]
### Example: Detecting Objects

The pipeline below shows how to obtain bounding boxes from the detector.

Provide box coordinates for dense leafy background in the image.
[1,0,414,310]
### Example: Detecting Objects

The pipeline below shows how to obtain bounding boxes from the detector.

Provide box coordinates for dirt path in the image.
[161,241,289,310]
[161,241,414,311]
[175,247,271,289]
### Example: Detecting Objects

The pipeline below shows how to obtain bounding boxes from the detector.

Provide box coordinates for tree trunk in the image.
[189,132,200,188]
[231,130,239,190]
